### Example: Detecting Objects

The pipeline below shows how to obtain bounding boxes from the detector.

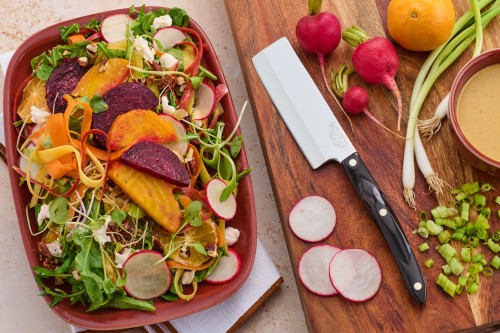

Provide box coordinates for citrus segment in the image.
[169,219,219,267]
[17,77,49,121]
[387,0,455,51]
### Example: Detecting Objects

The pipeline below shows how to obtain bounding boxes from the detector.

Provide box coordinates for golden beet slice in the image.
[107,110,177,150]
[72,58,129,98]
[108,162,181,233]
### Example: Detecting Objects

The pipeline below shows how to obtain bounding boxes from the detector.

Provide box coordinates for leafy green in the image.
[193,242,207,255]
[168,7,190,27]
[184,201,202,227]
[89,94,108,113]
[102,294,155,311]
[49,197,69,225]
[161,293,180,301]
[59,23,80,42]
[31,42,88,81]
[129,5,168,36]
[228,135,243,157]
[96,41,125,59]
[85,18,102,31]
[111,209,127,224]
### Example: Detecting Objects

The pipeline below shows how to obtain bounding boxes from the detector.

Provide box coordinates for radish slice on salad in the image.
[298,245,341,296]
[123,250,172,300]
[101,14,132,43]
[153,27,186,51]
[192,82,216,120]
[206,178,237,220]
[159,114,189,157]
[289,196,336,242]
[328,249,382,302]
[205,248,241,284]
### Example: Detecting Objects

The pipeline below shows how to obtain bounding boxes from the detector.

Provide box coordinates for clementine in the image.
[387,0,455,51]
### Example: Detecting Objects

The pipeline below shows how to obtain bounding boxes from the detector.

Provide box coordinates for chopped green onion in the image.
[451,228,465,241]
[461,247,471,262]
[491,255,500,269]
[419,211,428,222]
[480,182,494,192]
[480,259,488,266]
[442,264,452,275]
[418,243,430,252]
[465,222,476,236]
[438,230,451,244]
[455,284,464,295]
[469,263,483,274]
[475,214,490,230]
[436,218,457,229]
[462,182,480,195]
[431,206,458,219]
[426,220,444,235]
[418,227,429,238]
[471,253,484,263]
[495,196,500,205]
[419,220,426,228]
[455,192,467,202]
[458,275,468,286]
[425,259,435,268]
[463,195,474,205]
[438,243,456,263]
[449,257,464,276]
[460,202,470,222]
[480,207,491,219]
[436,273,456,297]
[486,238,500,253]
[468,236,479,248]
[482,267,493,277]
[474,194,486,211]
[466,282,479,294]
[493,231,500,242]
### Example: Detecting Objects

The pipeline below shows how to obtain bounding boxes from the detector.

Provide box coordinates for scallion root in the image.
[418,94,449,139]
[404,188,416,210]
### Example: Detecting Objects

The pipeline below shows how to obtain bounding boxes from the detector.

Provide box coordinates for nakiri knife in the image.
[252,37,426,305]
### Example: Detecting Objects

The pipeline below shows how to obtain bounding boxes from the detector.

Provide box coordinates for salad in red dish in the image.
[13,5,251,312]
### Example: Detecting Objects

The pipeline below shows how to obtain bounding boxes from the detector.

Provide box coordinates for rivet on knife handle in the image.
[341,152,427,305]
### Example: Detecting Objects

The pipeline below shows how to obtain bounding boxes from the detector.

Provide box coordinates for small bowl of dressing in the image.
[449,49,500,176]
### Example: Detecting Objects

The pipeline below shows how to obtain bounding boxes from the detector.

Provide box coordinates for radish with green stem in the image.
[295,0,351,128]
[342,25,403,131]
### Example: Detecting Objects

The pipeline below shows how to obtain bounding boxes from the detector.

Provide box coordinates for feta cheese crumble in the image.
[30,106,51,125]
[37,203,50,226]
[115,248,134,269]
[181,270,195,285]
[93,216,112,245]
[161,96,176,114]
[159,52,178,69]
[152,14,172,30]
[134,36,155,62]
[46,239,65,258]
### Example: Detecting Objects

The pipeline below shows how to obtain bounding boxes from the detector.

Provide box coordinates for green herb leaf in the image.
[90,94,108,113]
[85,18,102,31]
[111,210,127,224]
[190,76,203,89]
[128,203,146,219]
[193,242,207,255]
[220,180,237,202]
[96,41,125,59]
[35,64,54,81]
[59,23,80,42]
[228,135,243,157]
[161,293,180,301]
[184,201,202,226]
[168,7,190,27]
[49,197,69,225]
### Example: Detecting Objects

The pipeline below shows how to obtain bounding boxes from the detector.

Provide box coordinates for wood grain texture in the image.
[224,0,500,332]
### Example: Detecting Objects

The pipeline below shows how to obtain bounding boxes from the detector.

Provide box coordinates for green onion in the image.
[463,196,474,205]
[493,231,500,242]
[425,259,435,268]
[460,202,470,222]
[458,275,468,286]
[438,243,456,263]
[431,206,458,219]
[436,218,457,229]
[449,257,464,276]
[471,253,484,263]
[442,264,452,275]
[461,247,472,262]
[456,284,464,295]
[462,182,480,195]
[486,238,500,253]
[468,236,479,248]
[482,267,493,277]
[465,222,476,236]
[451,228,466,241]
[426,220,444,235]
[491,255,500,269]
[495,196,500,205]
[480,182,494,192]
[418,227,429,239]
[419,211,428,222]
[438,230,451,244]
[480,207,491,219]
[418,243,430,252]
[456,192,467,202]
[466,282,479,294]
[474,194,486,211]
[469,263,484,274]
[436,273,456,297]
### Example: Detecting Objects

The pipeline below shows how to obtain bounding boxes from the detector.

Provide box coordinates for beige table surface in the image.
[0,1,307,332]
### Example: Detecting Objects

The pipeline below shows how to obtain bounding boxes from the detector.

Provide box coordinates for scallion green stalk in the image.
[437,273,456,297]
[419,243,430,252]
[461,247,472,263]
[425,259,435,268]
[491,255,500,269]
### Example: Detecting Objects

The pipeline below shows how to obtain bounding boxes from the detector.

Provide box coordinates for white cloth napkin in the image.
[1,51,283,333]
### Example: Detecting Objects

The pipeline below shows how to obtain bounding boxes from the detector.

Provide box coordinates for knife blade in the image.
[252,37,426,305]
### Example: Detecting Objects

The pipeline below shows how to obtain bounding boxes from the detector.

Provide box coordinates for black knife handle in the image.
[341,152,426,305]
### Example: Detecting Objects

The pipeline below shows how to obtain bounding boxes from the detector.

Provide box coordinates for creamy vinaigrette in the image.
[457,63,500,162]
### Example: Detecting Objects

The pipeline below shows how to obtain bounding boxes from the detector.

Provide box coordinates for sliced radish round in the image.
[153,27,186,51]
[205,248,241,284]
[298,245,341,296]
[329,249,382,302]
[289,196,336,242]
[123,250,171,300]
[159,114,188,156]
[101,14,132,43]
[192,82,216,120]
[206,178,237,220]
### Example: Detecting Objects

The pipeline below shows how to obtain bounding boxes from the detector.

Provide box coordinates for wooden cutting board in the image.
[224,0,500,332]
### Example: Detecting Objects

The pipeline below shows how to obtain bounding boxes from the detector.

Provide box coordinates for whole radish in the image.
[296,0,344,112]
[342,26,403,131]
[343,86,403,137]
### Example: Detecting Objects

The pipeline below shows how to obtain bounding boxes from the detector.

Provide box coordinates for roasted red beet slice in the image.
[46,57,87,113]
[119,141,190,187]
[92,82,158,147]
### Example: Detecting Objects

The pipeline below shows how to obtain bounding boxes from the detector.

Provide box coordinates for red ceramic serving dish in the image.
[3,7,256,331]
[449,48,500,176]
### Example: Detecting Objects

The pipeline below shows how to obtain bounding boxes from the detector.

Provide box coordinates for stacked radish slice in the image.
[291,196,382,302]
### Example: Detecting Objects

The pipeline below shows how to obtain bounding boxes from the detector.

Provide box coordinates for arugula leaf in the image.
[128,203,146,219]
[228,135,243,157]
[49,197,69,225]
[111,209,127,225]
[193,242,207,256]
[168,7,190,27]
[59,23,80,42]
[184,201,202,227]
[35,64,53,81]
[102,294,155,311]
[96,41,125,59]
[90,94,108,113]
[129,5,168,36]
[161,293,180,302]
[85,18,102,31]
